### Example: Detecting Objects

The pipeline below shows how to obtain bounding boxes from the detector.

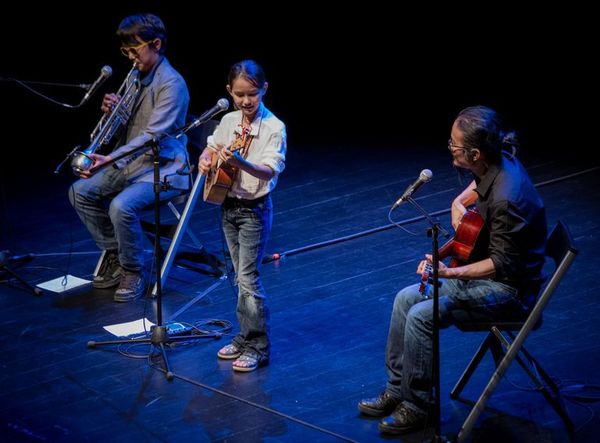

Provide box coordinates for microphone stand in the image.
[2,76,94,109]
[405,196,450,442]
[86,116,219,381]
[0,251,42,296]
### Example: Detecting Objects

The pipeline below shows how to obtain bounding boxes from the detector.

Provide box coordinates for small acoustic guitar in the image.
[419,209,486,295]
[203,134,253,205]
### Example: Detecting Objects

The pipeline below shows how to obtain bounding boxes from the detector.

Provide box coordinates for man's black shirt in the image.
[474,154,547,291]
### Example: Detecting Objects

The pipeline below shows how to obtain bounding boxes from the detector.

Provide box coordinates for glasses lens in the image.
[125,47,140,57]
[120,41,146,57]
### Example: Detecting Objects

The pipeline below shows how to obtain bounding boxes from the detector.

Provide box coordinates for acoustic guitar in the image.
[419,209,486,295]
[203,133,253,205]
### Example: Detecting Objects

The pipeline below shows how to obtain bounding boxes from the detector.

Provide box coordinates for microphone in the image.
[189,98,230,129]
[80,65,112,105]
[391,169,433,209]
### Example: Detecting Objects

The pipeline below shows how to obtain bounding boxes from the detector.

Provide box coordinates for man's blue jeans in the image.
[221,195,273,359]
[385,279,533,416]
[68,167,180,272]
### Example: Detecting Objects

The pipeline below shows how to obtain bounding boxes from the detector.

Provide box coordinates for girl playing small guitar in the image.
[198,60,286,372]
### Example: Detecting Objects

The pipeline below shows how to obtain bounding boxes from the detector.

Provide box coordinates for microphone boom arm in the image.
[405,197,451,238]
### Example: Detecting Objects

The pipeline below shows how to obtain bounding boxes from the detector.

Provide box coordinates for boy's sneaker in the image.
[113,270,145,302]
[93,251,122,289]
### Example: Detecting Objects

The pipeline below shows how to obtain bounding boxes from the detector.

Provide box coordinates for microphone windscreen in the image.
[217,98,229,110]
[420,169,433,182]
[101,65,113,78]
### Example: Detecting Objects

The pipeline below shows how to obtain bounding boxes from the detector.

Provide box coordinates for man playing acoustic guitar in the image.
[358,106,547,435]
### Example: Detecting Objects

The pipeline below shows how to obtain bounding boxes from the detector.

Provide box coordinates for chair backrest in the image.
[517,220,578,334]
[545,221,579,271]
[455,221,578,332]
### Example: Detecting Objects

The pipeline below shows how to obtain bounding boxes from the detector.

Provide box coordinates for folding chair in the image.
[451,221,578,442]
[94,117,222,296]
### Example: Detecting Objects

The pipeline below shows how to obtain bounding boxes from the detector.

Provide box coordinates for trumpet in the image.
[70,63,141,175]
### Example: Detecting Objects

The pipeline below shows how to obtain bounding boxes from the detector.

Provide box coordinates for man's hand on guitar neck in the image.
[417,255,449,277]
[418,254,496,280]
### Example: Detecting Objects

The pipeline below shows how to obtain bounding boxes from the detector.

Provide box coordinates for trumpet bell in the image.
[71,151,94,174]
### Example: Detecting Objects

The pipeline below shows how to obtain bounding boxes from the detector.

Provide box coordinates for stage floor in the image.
[1,142,599,442]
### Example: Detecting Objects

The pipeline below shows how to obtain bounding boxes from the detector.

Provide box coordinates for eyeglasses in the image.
[447,139,466,154]
[120,40,153,57]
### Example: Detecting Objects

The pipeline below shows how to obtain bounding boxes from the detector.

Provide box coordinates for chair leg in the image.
[486,327,575,436]
[455,329,575,442]
[152,174,205,296]
[504,331,575,435]
[451,332,495,399]
[93,250,107,277]
[490,328,551,387]
[488,330,507,366]
[167,201,203,249]
[505,331,561,396]
[457,329,532,442]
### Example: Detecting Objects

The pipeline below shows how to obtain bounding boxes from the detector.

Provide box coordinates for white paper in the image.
[36,275,90,293]
[103,318,156,337]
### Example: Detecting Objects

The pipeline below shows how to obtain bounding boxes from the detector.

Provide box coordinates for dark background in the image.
[1,4,594,191]
[1,5,599,441]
